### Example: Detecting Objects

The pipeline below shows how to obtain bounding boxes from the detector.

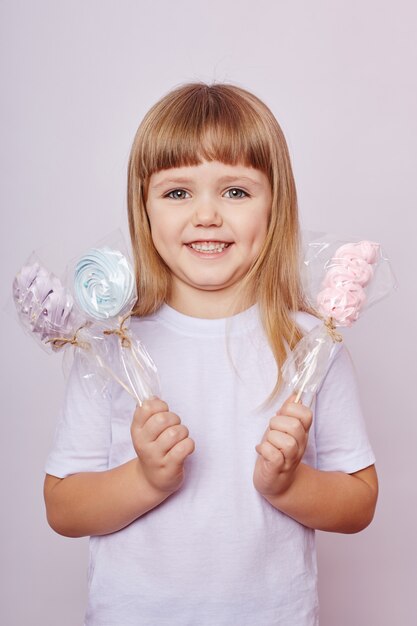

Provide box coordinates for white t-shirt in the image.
[44,302,376,626]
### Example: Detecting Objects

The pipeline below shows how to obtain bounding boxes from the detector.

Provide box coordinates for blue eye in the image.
[165,189,190,200]
[164,187,249,200]
[224,188,249,199]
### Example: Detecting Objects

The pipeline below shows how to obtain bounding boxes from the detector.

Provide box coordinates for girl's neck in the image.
[167,287,254,320]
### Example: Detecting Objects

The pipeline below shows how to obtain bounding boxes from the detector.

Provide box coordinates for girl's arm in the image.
[44,397,195,538]
[260,463,378,533]
[253,392,378,533]
[44,458,169,538]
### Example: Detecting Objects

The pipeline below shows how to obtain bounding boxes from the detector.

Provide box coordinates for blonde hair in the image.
[127,81,320,409]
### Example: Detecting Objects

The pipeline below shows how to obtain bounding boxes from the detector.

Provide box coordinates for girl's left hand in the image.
[253,393,313,497]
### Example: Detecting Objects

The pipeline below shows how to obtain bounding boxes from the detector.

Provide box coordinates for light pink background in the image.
[1,1,416,624]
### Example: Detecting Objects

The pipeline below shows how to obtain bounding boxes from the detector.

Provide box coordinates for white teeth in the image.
[189,242,229,253]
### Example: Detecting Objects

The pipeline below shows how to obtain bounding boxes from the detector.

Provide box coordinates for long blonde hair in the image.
[127,81,319,408]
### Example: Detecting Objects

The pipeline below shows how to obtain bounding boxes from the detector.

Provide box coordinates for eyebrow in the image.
[151,175,262,190]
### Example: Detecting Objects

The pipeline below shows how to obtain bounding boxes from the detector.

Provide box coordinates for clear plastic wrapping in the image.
[89,325,160,404]
[300,232,397,321]
[282,324,338,402]
[282,233,398,404]
[12,229,161,406]
[67,232,160,404]
[12,252,87,353]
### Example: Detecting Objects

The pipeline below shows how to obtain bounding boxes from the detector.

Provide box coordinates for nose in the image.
[191,196,223,227]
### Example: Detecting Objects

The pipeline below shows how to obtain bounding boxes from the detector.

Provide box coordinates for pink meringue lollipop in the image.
[317,283,366,327]
[284,239,381,403]
[317,241,380,325]
[334,241,379,264]
[323,256,374,288]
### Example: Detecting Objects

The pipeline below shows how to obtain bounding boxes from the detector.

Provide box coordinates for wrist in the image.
[134,458,173,505]
[262,464,303,504]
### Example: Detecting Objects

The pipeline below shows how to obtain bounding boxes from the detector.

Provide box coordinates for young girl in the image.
[43,82,378,626]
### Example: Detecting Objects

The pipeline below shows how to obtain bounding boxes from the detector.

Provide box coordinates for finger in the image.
[139,411,181,445]
[269,414,307,443]
[276,398,313,433]
[155,423,190,456]
[166,437,195,463]
[266,429,299,462]
[132,397,169,429]
[256,441,285,468]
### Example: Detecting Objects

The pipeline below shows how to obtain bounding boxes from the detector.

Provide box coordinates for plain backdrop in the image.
[1,1,416,625]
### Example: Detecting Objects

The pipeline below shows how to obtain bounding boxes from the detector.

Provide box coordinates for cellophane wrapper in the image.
[12,230,162,406]
[12,251,84,354]
[66,229,161,405]
[85,325,161,405]
[281,231,398,402]
[300,231,398,321]
[11,250,110,399]
[281,324,337,398]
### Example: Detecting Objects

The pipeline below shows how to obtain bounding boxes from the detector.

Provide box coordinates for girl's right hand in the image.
[131,397,195,495]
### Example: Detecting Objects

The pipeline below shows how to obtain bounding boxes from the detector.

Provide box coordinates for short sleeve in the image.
[44,349,112,479]
[313,342,376,473]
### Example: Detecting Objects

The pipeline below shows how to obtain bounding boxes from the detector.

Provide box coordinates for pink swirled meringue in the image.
[323,256,374,288]
[316,283,366,327]
[334,241,380,264]
[316,239,380,327]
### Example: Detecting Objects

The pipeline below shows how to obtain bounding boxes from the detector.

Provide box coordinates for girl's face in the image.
[146,159,272,316]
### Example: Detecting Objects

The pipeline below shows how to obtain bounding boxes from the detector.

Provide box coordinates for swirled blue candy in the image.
[74,247,135,320]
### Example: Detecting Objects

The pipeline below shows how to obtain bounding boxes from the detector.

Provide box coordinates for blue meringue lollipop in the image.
[73,246,159,404]
[74,247,135,321]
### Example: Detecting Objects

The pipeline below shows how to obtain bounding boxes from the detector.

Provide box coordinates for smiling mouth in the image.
[187,241,232,253]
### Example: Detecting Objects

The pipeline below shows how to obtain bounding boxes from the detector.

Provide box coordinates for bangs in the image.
[136,84,274,186]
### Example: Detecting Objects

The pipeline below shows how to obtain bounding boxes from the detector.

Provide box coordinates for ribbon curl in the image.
[45,322,91,351]
[323,317,343,343]
[103,312,133,348]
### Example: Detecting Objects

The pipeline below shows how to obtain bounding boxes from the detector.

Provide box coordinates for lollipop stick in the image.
[293,342,322,404]
[128,342,147,373]
[294,385,305,404]
[294,386,316,407]
[94,354,138,401]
